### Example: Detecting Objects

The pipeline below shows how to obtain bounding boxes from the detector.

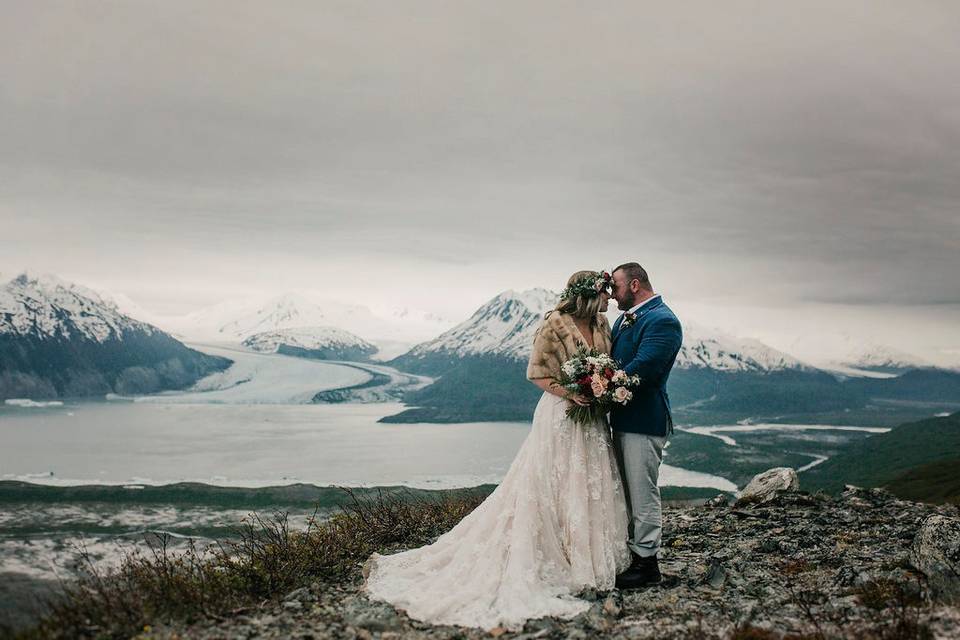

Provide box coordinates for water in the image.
[0,401,530,489]
[0,400,737,491]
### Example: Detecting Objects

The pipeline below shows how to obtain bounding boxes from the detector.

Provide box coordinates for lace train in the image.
[363,392,631,630]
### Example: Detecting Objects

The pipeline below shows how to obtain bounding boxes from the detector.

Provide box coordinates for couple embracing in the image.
[365,262,683,631]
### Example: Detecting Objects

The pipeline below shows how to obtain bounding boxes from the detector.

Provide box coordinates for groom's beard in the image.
[617,294,636,311]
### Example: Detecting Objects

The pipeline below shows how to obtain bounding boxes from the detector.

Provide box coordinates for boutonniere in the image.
[621,311,637,329]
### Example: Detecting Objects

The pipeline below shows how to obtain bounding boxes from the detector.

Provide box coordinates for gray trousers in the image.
[613,431,668,558]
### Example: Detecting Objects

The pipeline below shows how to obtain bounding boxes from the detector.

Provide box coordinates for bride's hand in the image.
[568,393,592,407]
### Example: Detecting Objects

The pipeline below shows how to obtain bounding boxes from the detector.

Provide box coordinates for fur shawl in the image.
[526,311,612,380]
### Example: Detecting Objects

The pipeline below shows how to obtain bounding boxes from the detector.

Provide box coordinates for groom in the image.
[608,262,683,589]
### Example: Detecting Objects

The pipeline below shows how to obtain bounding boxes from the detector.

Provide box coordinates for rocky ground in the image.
[137,481,960,640]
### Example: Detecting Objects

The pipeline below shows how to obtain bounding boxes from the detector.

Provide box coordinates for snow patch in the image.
[4,399,64,408]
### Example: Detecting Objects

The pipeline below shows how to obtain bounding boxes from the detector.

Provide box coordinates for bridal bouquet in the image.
[555,345,641,425]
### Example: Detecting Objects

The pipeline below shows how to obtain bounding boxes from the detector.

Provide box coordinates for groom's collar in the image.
[626,294,661,315]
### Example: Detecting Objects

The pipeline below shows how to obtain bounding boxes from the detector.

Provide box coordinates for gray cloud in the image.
[1,1,959,353]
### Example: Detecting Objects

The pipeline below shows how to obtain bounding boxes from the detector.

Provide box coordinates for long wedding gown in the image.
[363,391,631,630]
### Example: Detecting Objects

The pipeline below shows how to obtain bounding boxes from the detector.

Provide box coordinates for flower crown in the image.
[560,271,612,301]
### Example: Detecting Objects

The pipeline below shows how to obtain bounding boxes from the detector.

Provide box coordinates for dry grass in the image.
[16,488,485,640]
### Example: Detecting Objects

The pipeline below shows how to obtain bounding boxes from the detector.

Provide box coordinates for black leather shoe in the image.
[615,556,662,589]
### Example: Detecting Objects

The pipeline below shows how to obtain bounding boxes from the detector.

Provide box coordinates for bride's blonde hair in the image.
[555,270,604,320]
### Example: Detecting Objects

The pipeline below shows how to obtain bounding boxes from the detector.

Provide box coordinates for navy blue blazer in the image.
[608,296,683,436]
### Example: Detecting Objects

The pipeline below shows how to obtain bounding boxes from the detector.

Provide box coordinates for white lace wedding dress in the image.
[363,391,631,630]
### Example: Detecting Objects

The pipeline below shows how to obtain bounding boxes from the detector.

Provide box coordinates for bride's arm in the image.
[529,377,590,405]
[530,378,590,407]
[526,315,591,406]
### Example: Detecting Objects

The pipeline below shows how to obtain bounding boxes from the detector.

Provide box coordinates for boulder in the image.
[911,514,960,604]
[738,467,799,504]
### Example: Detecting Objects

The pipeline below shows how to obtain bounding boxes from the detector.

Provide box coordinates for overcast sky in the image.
[1,1,958,362]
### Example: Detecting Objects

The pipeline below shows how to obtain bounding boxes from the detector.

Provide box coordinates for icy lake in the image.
[0,399,735,491]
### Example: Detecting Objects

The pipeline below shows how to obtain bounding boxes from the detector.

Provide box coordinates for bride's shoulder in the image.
[537,310,571,339]
[542,310,568,330]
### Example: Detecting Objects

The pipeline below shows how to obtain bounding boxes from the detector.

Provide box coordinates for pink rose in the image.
[590,374,608,398]
[613,386,632,404]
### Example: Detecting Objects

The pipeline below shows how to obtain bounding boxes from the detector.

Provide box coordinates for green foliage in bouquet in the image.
[554,344,640,425]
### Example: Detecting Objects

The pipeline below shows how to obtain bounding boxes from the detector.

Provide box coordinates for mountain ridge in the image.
[0,273,231,400]
[242,326,377,361]
[382,290,960,424]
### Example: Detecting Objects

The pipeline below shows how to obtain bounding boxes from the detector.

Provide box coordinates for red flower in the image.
[604,368,614,379]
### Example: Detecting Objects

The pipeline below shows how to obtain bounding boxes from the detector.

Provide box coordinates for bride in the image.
[363,270,631,630]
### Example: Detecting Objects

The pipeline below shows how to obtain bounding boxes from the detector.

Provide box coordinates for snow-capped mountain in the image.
[164,293,369,341]
[242,326,376,361]
[147,293,454,350]
[675,323,810,372]
[839,343,929,374]
[0,272,156,342]
[0,273,230,400]
[391,289,557,373]
[391,288,809,376]
[781,332,930,377]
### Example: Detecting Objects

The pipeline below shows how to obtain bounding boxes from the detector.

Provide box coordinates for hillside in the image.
[803,412,960,493]
[887,457,960,505]
[380,355,542,423]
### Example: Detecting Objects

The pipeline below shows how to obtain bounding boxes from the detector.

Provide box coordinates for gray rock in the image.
[739,467,800,504]
[703,559,726,590]
[911,514,960,604]
[342,599,402,632]
[756,538,780,553]
[284,586,312,603]
[706,493,730,508]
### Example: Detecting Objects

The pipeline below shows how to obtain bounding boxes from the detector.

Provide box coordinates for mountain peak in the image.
[1,272,152,343]
[9,271,115,309]
[400,288,558,361]
[676,322,809,372]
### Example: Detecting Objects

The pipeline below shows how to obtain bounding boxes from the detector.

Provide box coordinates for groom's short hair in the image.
[613,262,651,289]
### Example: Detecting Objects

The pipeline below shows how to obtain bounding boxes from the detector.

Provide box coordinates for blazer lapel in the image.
[612,314,624,335]
[611,314,626,347]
